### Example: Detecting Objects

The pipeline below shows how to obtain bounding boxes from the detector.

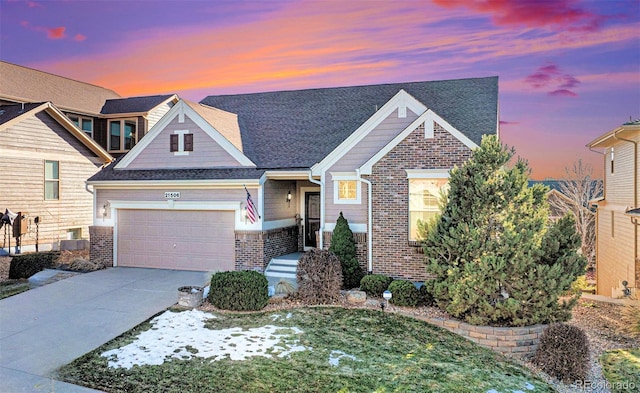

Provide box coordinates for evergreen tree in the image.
[329,212,364,289]
[424,135,586,327]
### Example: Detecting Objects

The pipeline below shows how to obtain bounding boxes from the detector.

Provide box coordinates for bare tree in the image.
[548,160,603,269]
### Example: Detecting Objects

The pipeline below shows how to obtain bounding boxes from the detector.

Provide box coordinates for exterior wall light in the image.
[286,190,292,207]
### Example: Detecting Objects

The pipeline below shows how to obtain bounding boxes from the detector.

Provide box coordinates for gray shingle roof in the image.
[0,103,46,125]
[88,160,265,182]
[101,94,174,115]
[201,77,498,169]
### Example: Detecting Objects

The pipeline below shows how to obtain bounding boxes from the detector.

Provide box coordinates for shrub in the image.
[329,212,364,289]
[424,136,586,326]
[296,249,342,304]
[8,251,60,279]
[360,274,393,297]
[388,280,420,307]
[620,298,640,338]
[418,284,434,306]
[207,270,269,311]
[532,323,590,382]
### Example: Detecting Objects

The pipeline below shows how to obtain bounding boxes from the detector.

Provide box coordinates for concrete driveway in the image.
[0,267,208,392]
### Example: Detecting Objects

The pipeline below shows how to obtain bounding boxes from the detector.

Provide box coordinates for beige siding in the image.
[126,114,243,169]
[0,112,103,249]
[605,139,636,205]
[146,101,174,131]
[263,180,297,221]
[324,180,368,225]
[329,109,419,172]
[96,187,250,219]
[324,109,418,226]
[596,206,636,295]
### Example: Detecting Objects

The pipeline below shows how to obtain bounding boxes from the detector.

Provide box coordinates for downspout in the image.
[613,131,638,287]
[308,170,324,249]
[356,169,373,273]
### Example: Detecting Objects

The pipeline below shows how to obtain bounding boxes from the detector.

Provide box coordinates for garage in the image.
[116,209,235,271]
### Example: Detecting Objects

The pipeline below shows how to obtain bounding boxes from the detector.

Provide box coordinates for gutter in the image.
[307,170,324,249]
[356,169,373,273]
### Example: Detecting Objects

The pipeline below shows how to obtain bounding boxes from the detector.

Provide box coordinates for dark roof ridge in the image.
[201,75,499,99]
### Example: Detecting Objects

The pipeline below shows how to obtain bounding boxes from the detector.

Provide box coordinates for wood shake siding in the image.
[263,180,297,221]
[369,124,472,281]
[1,112,102,249]
[126,115,243,169]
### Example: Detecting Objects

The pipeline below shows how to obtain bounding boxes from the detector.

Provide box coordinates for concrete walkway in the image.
[0,267,208,392]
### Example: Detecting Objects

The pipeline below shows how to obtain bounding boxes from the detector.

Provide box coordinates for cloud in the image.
[499,120,519,126]
[549,89,578,97]
[19,20,87,41]
[46,26,65,39]
[432,0,606,32]
[524,63,581,97]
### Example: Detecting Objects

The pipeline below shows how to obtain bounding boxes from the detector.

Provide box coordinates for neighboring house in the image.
[87,77,498,280]
[0,102,112,254]
[0,61,179,157]
[587,120,639,297]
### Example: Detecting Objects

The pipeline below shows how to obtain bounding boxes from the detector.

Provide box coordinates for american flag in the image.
[245,188,259,224]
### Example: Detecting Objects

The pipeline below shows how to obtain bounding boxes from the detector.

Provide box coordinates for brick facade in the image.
[235,226,299,271]
[369,124,472,281]
[322,231,368,272]
[89,226,113,267]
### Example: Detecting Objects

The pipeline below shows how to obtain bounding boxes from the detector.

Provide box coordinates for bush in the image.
[418,284,434,306]
[8,251,60,279]
[388,280,420,307]
[360,274,393,297]
[207,270,269,311]
[532,323,590,382]
[424,136,586,326]
[296,249,342,304]
[620,298,640,338]
[329,212,364,289]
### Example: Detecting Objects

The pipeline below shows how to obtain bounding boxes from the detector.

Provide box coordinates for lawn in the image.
[57,307,553,393]
[0,280,30,300]
[600,348,640,393]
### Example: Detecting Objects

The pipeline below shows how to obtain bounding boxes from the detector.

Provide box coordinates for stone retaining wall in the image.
[399,311,547,358]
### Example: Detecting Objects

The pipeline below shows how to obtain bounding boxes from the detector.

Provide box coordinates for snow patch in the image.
[101,309,309,369]
[329,350,358,367]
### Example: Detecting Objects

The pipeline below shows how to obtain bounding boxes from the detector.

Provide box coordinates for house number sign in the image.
[164,192,181,199]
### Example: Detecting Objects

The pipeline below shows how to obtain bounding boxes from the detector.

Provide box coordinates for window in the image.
[68,115,93,138]
[408,178,448,241]
[339,180,357,200]
[108,119,137,151]
[44,160,59,200]
[170,131,194,155]
[610,147,615,174]
[332,177,361,204]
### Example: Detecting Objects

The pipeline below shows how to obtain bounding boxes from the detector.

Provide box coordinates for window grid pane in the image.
[109,122,121,150]
[338,181,357,200]
[44,161,59,200]
[408,178,448,241]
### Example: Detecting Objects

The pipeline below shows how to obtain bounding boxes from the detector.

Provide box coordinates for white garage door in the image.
[117,209,235,271]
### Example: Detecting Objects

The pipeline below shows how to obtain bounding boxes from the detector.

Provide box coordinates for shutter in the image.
[185,133,194,151]
[170,134,179,152]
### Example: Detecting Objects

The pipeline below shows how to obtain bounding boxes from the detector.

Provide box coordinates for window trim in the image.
[171,130,193,156]
[44,160,59,200]
[108,118,138,152]
[406,169,450,241]
[331,173,361,204]
[67,114,94,138]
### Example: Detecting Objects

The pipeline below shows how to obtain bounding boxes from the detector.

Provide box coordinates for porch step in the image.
[265,252,302,280]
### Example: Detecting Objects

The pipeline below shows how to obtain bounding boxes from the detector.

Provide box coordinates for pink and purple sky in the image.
[1,0,638,179]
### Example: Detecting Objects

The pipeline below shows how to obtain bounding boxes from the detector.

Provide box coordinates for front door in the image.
[305,192,320,248]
